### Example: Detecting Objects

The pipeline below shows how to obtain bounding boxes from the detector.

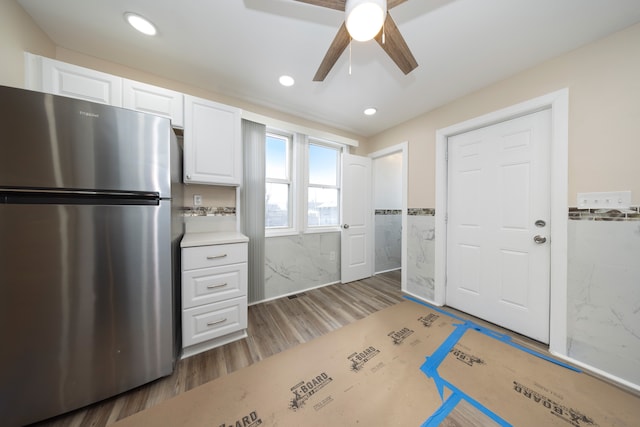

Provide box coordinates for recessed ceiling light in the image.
[125,12,157,36]
[279,75,295,87]
[364,107,377,116]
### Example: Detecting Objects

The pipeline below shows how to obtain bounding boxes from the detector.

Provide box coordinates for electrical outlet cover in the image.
[577,191,631,209]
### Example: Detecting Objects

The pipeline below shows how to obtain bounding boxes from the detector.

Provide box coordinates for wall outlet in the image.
[329,251,336,261]
[577,191,631,209]
[193,194,203,206]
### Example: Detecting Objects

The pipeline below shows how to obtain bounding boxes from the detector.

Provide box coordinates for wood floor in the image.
[32,271,405,426]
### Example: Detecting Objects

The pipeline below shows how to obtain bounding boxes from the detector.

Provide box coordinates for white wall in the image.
[374,152,402,210]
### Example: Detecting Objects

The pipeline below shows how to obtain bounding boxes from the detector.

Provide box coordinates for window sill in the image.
[265,229,299,238]
[304,227,341,234]
[265,227,341,238]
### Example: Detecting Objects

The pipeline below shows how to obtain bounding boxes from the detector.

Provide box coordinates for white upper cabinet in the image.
[25,54,243,186]
[26,54,183,127]
[183,95,242,186]
[122,79,184,128]
[40,57,122,106]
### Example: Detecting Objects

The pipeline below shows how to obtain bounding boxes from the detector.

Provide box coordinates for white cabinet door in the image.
[123,79,184,127]
[183,95,242,186]
[41,58,122,106]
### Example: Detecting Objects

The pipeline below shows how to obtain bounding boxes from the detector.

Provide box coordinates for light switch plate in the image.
[577,191,631,209]
[193,194,203,206]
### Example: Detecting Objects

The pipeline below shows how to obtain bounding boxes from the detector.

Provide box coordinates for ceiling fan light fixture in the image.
[345,0,387,42]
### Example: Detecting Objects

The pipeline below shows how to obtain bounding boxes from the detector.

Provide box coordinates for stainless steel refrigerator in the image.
[0,85,183,426]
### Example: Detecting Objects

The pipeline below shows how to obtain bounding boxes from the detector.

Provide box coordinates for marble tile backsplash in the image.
[569,206,640,221]
[182,206,236,217]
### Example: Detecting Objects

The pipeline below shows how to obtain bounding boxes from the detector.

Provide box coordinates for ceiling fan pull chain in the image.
[349,38,352,75]
[382,19,386,44]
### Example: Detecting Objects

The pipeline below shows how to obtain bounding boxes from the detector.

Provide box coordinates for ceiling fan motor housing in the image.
[345,0,387,41]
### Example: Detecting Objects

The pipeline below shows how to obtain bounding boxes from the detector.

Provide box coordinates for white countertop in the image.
[180,231,249,248]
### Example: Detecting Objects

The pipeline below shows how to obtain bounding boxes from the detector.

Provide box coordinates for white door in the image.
[341,153,372,283]
[446,109,551,343]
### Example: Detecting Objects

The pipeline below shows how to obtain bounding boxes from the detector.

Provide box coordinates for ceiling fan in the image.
[295,0,418,81]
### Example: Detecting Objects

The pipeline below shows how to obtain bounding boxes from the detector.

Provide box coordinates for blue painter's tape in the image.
[418,320,513,426]
[404,295,580,372]
[421,391,461,427]
[404,295,582,425]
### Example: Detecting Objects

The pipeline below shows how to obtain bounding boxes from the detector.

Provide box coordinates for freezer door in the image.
[0,85,171,197]
[0,201,175,426]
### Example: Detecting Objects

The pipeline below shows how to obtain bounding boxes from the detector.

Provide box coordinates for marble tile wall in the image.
[375,210,402,273]
[259,204,640,387]
[567,207,640,386]
[405,209,436,301]
[264,232,340,300]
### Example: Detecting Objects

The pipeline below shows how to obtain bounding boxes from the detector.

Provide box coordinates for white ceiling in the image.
[17,0,640,137]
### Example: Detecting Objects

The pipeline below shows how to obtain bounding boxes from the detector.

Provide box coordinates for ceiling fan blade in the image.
[313,22,351,81]
[387,0,408,9]
[294,0,345,11]
[374,13,418,75]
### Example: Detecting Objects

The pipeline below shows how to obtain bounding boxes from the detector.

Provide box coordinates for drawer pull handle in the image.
[207,283,228,290]
[206,254,228,260]
[206,318,227,327]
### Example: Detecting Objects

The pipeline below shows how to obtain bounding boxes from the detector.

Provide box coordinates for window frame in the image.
[265,131,344,237]
[265,130,296,236]
[304,138,342,233]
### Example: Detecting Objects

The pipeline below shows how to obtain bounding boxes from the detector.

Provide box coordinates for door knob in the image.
[533,235,547,244]
[343,224,350,229]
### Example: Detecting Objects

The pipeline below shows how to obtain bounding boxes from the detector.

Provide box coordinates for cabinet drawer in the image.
[182,263,247,309]
[182,297,247,347]
[182,243,247,270]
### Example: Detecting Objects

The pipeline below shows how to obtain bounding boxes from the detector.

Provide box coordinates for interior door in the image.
[446,109,551,343]
[341,153,372,283]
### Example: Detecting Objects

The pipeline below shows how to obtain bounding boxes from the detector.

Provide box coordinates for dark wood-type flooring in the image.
[33,271,407,426]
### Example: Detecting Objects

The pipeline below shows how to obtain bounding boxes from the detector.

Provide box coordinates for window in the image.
[307,142,340,227]
[265,132,292,228]
[265,131,343,234]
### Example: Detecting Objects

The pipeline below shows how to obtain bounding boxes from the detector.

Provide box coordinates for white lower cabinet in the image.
[181,240,248,358]
[182,296,247,348]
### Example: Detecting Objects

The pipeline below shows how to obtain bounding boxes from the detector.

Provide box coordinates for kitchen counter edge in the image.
[180,231,249,248]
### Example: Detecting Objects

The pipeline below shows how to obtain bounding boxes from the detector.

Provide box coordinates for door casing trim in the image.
[434,89,569,356]
[369,142,408,287]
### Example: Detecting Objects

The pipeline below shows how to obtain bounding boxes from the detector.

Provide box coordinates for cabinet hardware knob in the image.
[206,318,227,327]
